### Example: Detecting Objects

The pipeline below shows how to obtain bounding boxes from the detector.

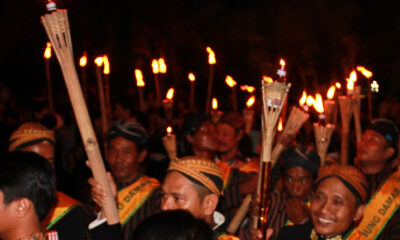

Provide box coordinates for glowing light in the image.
[246,96,255,108]
[152,59,159,74]
[166,88,174,100]
[280,59,286,67]
[206,47,216,64]
[299,91,307,106]
[188,73,196,82]
[327,86,336,100]
[212,98,218,110]
[262,76,273,83]
[79,53,87,67]
[158,58,167,73]
[313,94,324,114]
[44,42,52,59]
[94,57,104,67]
[225,75,237,87]
[277,118,283,132]
[306,95,315,107]
[335,82,341,89]
[135,69,145,87]
[166,126,172,135]
[103,55,110,75]
[240,85,256,93]
[371,80,379,93]
[356,66,373,79]
[346,70,357,91]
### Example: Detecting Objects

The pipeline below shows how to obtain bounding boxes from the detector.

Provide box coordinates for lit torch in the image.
[211,97,223,123]
[225,75,238,112]
[205,46,216,113]
[162,126,177,161]
[79,51,88,100]
[103,55,111,114]
[277,117,283,132]
[43,42,53,111]
[152,59,161,105]
[135,69,146,112]
[188,73,196,111]
[299,90,308,111]
[346,70,357,95]
[324,86,336,124]
[94,56,108,153]
[243,96,256,134]
[240,85,256,93]
[163,88,174,121]
[357,65,374,121]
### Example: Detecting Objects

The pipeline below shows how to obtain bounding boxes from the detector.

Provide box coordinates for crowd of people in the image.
[0,83,400,240]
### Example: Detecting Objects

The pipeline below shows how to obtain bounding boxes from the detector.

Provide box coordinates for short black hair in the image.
[0,152,56,221]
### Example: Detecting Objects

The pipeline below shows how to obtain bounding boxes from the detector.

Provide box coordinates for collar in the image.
[310,229,343,240]
[212,211,225,230]
[19,232,48,240]
[116,172,144,190]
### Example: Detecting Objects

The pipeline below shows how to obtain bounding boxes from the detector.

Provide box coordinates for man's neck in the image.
[360,161,386,175]
[3,220,42,240]
[219,148,239,163]
[193,148,214,160]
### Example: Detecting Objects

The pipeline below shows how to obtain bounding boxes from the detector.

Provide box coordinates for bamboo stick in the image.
[353,86,362,144]
[338,96,353,165]
[205,65,214,114]
[95,64,108,153]
[313,123,335,165]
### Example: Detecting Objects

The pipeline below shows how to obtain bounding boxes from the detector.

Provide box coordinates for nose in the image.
[161,196,176,211]
[291,181,301,196]
[319,199,330,215]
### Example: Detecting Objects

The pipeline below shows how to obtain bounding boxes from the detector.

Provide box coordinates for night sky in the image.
[1,0,400,111]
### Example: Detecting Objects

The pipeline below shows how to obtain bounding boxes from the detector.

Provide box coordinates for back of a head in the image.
[0,152,56,221]
[133,209,216,240]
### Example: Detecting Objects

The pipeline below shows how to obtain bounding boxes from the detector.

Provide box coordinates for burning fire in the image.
[166,88,174,100]
[166,126,172,135]
[262,76,273,83]
[206,47,216,65]
[346,70,357,91]
[135,69,145,87]
[212,98,218,110]
[103,55,110,75]
[335,82,341,89]
[277,117,283,132]
[225,75,237,87]
[94,57,104,67]
[44,42,52,59]
[240,85,255,93]
[79,52,87,67]
[280,59,286,67]
[188,73,196,82]
[326,86,336,100]
[158,58,167,74]
[299,91,307,106]
[306,95,315,107]
[246,96,255,108]
[152,59,159,74]
[356,66,373,79]
[371,80,379,92]
[313,94,324,114]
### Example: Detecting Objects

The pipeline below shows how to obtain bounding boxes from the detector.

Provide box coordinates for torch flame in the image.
[212,98,218,110]
[356,66,373,79]
[240,85,255,93]
[206,47,216,65]
[327,86,336,99]
[346,70,357,91]
[188,73,196,82]
[158,58,167,73]
[335,82,341,89]
[299,91,307,106]
[103,55,110,75]
[166,88,174,100]
[306,95,315,107]
[152,59,159,74]
[277,117,283,132]
[262,76,273,83]
[94,57,104,67]
[246,96,255,108]
[313,94,324,113]
[135,69,145,87]
[280,59,286,67]
[225,75,237,87]
[44,42,52,59]
[79,52,87,67]
[167,126,172,134]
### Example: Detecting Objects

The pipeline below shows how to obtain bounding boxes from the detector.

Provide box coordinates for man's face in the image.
[357,129,393,165]
[22,142,55,167]
[161,171,206,219]
[107,137,142,184]
[283,166,314,200]
[189,121,217,152]
[311,177,362,236]
[216,123,241,154]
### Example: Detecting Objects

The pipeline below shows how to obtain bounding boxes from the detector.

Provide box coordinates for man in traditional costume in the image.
[88,120,162,240]
[9,122,88,240]
[277,164,368,240]
[0,152,56,240]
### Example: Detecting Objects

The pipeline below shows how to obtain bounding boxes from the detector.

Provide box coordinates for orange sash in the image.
[217,232,240,240]
[117,176,160,226]
[42,191,81,229]
[216,160,259,190]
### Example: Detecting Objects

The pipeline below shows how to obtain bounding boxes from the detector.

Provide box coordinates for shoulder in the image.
[277,223,313,240]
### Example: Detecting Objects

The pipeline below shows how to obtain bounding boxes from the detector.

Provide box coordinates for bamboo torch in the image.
[205,47,216,113]
[79,52,88,101]
[152,59,161,106]
[158,58,167,99]
[211,98,223,123]
[162,126,177,161]
[353,85,362,144]
[43,42,54,111]
[225,75,238,112]
[135,69,145,112]
[277,59,288,123]
[94,56,108,153]
[163,88,174,121]
[103,55,111,114]
[324,85,336,124]
[243,96,256,134]
[188,73,196,112]
[41,9,119,224]
[357,66,373,121]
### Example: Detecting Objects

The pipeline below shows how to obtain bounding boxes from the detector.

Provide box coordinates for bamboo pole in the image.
[95,64,108,153]
[205,65,214,114]
[41,10,119,224]
[353,86,362,144]
[338,96,353,165]
[313,123,335,166]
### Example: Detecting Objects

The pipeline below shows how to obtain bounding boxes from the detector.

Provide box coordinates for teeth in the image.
[318,217,334,223]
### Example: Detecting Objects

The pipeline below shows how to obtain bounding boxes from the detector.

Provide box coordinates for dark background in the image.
[1,0,400,111]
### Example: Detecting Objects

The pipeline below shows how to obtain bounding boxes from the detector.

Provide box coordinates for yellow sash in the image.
[117,176,160,226]
[217,232,240,240]
[42,191,81,229]
[346,168,400,240]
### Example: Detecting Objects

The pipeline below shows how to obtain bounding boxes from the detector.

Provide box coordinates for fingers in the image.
[88,177,108,206]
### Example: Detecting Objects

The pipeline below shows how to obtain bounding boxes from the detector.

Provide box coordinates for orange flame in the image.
[135,69,145,87]
[188,73,196,82]
[335,82,341,89]
[326,86,336,99]
[103,55,110,75]
[206,47,216,65]
[152,59,159,74]
[212,98,218,110]
[94,57,104,67]
[346,70,357,91]
[313,94,324,113]
[225,75,237,87]
[79,53,87,67]
[167,126,172,134]
[246,96,255,108]
[277,117,283,132]
[44,42,52,59]
[306,95,315,107]
[356,66,373,79]
[158,58,167,73]
[299,91,307,105]
[240,85,256,93]
[166,88,174,100]
[280,59,286,67]
[262,75,273,83]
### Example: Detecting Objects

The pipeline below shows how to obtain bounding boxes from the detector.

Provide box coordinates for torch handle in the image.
[205,66,214,114]
[226,194,252,234]
[96,67,108,154]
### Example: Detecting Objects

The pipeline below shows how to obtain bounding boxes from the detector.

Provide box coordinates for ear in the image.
[384,147,395,160]
[138,149,148,163]
[186,134,195,144]
[201,194,219,216]
[353,204,365,222]
[14,198,32,218]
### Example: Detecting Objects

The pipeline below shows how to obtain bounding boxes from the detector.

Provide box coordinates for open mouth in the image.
[317,217,335,224]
